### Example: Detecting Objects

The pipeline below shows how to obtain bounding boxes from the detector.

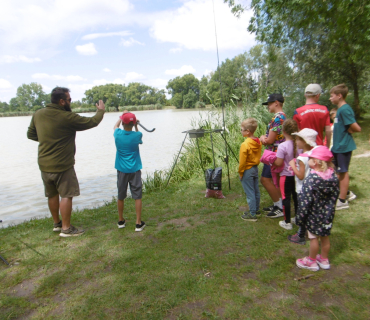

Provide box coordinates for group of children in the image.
[238,84,361,271]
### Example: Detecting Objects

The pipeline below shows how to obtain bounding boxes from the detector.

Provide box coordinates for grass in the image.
[1,114,370,319]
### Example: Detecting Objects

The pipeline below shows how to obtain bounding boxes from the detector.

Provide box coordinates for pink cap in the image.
[120,112,136,124]
[299,146,333,161]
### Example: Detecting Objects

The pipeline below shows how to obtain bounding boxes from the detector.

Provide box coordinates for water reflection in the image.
[0,109,205,227]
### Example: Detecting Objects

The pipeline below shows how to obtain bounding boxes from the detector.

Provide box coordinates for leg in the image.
[320,236,330,259]
[48,194,61,224]
[241,169,257,215]
[118,199,125,221]
[135,199,142,224]
[261,177,280,202]
[309,238,320,260]
[338,172,350,200]
[254,173,261,212]
[60,197,73,230]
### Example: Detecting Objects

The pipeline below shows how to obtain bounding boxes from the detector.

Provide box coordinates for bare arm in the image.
[347,122,361,133]
[264,130,277,145]
[273,157,284,167]
[114,119,121,131]
[289,159,305,180]
[325,125,331,148]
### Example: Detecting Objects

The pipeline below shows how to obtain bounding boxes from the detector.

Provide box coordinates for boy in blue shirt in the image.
[329,84,361,210]
[113,112,145,231]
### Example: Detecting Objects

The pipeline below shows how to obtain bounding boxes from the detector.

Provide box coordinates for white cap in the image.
[305,84,322,95]
[292,128,318,147]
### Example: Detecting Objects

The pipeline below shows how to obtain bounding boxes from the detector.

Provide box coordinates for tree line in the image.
[2,0,370,117]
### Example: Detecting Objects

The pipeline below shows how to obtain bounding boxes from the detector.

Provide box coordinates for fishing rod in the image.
[212,0,231,190]
[138,122,155,132]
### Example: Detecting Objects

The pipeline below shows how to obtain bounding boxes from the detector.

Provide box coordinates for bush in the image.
[108,107,117,112]
[155,103,163,109]
[183,90,198,108]
[195,101,206,108]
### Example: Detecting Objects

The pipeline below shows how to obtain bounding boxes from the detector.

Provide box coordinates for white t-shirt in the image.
[295,156,311,194]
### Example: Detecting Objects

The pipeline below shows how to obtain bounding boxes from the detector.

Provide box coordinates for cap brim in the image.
[299,153,310,158]
[262,102,268,105]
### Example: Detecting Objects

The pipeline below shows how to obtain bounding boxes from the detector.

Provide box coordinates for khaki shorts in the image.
[41,167,80,198]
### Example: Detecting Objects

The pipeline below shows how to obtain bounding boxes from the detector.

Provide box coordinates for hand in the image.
[96,100,105,110]
[260,135,266,145]
[136,119,140,124]
[289,159,296,168]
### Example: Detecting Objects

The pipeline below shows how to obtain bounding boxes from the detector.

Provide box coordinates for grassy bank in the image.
[1,114,370,319]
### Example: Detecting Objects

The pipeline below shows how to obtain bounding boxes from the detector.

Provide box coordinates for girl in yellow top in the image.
[239,118,262,221]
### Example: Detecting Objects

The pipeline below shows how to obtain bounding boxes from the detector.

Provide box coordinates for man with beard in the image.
[27,87,105,237]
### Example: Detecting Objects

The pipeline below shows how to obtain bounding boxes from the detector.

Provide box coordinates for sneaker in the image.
[53,220,62,232]
[255,210,262,216]
[336,199,349,210]
[291,217,296,225]
[279,220,293,230]
[296,256,319,271]
[266,206,284,218]
[241,212,257,222]
[288,233,306,245]
[135,221,146,232]
[346,191,356,202]
[117,220,126,229]
[263,205,274,212]
[316,254,330,270]
[59,225,85,237]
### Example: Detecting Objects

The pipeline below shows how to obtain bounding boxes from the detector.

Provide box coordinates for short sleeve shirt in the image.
[266,112,286,152]
[276,140,295,176]
[293,104,330,145]
[332,104,356,153]
[114,129,143,173]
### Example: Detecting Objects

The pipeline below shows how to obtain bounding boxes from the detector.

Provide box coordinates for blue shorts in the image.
[332,151,352,173]
[261,163,272,178]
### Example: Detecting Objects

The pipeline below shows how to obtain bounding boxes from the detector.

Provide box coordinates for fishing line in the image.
[212,0,231,190]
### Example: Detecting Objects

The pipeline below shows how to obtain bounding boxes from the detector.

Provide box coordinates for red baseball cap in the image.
[120,112,136,124]
[300,146,333,161]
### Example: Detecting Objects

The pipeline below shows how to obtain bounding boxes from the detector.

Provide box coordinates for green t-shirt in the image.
[332,104,356,153]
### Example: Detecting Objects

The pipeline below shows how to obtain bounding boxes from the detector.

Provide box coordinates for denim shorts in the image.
[261,163,272,178]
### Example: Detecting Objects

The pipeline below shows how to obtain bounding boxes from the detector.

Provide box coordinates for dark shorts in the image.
[332,151,352,173]
[117,170,142,200]
[261,163,272,179]
[41,167,80,198]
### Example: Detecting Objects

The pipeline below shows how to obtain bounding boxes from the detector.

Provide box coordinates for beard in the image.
[64,102,72,112]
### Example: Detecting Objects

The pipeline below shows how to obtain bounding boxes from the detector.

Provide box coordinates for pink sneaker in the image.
[316,254,330,270]
[296,256,319,271]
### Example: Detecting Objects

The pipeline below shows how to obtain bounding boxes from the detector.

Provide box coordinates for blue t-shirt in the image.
[332,104,356,153]
[114,129,143,173]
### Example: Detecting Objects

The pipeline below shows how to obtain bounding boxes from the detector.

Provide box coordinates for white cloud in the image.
[103,68,111,72]
[82,30,132,40]
[32,73,86,81]
[150,0,255,51]
[120,37,145,47]
[169,47,182,54]
[0,0,133,55]
[76,43,98,55]
[123,72,146,82]
[0,79,13,89]
[147,78,168,90]
[0,55,41,64]
[165,65,196,76]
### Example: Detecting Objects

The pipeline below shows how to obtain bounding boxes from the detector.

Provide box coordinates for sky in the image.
[0,0,255,103]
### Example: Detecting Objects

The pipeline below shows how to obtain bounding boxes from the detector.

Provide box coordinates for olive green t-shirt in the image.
[332,104,356,153]
[27,103,105,172]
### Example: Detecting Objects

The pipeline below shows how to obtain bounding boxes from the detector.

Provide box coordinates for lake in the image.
[0,109,206,227]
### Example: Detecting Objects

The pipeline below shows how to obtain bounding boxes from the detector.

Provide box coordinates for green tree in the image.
[15,83,48,111]
[0,101,10,112]
[225,0,370,116]
[183,90,198,108]
[167,74,200,108]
